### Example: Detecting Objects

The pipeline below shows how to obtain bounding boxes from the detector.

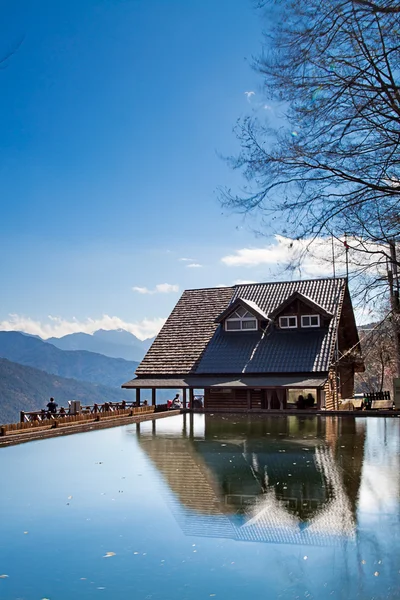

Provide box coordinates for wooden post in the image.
[151,388,156,407]
[189,388,194,411]
[317,388,322,410]
[136,388,141,407]
[20,411,25,423]
[152,419,156,435]
[247,389,252,411]
[182,388,187,410]
[183,412,187,437]
[189,410,194,439]
[266,389,272,410]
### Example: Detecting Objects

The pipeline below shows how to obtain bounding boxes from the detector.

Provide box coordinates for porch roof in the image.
[121,374,328,389]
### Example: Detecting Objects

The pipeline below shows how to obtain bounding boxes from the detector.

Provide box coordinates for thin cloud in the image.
[0,314,166,341]
[179,257,195,262]
[234,279,258,285]
[186,263,202,268]
[221,235,386,277]
[244,91,255,101]
[132,283,179,294]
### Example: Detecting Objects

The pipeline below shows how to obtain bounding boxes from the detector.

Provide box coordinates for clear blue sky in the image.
[0,0,347,339]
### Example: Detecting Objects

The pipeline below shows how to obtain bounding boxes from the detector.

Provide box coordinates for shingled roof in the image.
[135,277,347,377]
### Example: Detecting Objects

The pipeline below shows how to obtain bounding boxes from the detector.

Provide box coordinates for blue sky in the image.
[0,0,351,339]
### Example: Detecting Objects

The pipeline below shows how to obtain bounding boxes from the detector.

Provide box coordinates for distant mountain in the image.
[46,329,154,362]
[0,331,138,388]
[0,358,130,424]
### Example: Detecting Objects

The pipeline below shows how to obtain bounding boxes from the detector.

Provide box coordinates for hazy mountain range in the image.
[0,331,139,388]
[0,329,172,424]
[39,328,154,362]
[0,357,128,425]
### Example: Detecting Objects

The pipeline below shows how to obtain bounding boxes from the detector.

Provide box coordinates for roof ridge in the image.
[185,277,346,293]
[234,276,346,287]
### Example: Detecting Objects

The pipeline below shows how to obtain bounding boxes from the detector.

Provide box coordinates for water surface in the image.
[1,414,399,599]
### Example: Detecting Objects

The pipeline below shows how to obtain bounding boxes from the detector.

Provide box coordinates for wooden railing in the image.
[0,403,169,437]
[364,391,393,410]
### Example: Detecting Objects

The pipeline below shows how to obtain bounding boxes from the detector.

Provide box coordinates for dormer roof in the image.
[215,297,271,324]
[268,291,333,320]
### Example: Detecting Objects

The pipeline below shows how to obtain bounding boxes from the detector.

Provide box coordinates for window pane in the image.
[242,319,257,330]
[226,320,241,330]
[280,317,288,327]
[311,315,319,326]
[302,316,310,326]
[235,306,247,317]
[288,317,297,327]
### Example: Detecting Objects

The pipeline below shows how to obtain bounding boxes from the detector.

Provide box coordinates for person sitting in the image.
[296,395,305,409]
[59,406,66,417]
[305,393,315,408]
[47,397,58,414]
[171,394,182,409]
[142,400,148,406]
[193,396,203,409]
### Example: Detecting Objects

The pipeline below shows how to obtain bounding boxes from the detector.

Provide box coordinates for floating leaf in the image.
[103,552,116,558]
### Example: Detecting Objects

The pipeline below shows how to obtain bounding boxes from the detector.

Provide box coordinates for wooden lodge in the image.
[122,277,364,411]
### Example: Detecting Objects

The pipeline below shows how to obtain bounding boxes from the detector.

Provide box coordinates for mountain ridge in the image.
[0,357,131,424]
[0,331,138,388]
[45,328,154,361]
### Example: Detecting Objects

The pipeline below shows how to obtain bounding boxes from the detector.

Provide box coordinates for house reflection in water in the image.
[137,415,366,546]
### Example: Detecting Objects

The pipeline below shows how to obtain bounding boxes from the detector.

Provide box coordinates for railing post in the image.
[20,411,25,423]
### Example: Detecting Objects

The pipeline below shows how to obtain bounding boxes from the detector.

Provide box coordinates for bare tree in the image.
[356,317,396,393]
[222,0,400,268]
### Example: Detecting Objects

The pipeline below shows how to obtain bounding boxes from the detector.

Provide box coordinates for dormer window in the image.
[225,307,258,331]
[279,316,297,329]
[301,314,320,328]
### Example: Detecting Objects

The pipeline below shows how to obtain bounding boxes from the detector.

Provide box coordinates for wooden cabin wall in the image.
[204,389,261,410]
[205,388,247,411]
[339,365,355,399]
[324,369,338,410]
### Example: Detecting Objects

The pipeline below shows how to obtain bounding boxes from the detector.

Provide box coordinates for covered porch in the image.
[121,375,328,412]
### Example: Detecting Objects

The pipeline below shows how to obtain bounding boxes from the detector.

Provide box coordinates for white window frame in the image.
[225,308,258,331]
[279,315,298,329]
[301,314,320,328]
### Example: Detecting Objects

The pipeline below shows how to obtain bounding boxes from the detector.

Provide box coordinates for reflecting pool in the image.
[1,415,400,599]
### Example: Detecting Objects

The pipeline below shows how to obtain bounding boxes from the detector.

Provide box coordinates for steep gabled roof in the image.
[268,291,333,319]
[135,277,348,377]
[215,297,270,323]
[136,287,233,376]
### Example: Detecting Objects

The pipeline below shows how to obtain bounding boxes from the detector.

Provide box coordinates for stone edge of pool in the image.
[2,407,400,448]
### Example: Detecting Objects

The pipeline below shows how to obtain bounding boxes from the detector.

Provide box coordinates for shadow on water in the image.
[137,415,368,547]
